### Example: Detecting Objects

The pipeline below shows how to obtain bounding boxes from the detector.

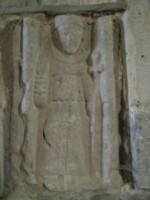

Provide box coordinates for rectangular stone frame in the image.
[0,0,128,197]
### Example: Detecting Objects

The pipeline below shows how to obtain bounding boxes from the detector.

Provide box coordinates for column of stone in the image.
[123,0,150,189]
[21,18,40,183]
[9,23,24,184]
[95,16,122,186]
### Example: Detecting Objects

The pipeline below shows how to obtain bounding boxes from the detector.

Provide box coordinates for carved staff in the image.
[89,48,103,177]
[21,18,40,183]
[91,16,122,186]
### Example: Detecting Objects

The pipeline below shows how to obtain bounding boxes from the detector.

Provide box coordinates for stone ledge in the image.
[3,187,150,200]
[38,191,150,200]
[40,0,118,6]
[0,1,126,15]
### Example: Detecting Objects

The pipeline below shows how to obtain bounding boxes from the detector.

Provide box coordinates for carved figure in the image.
[33,15,101,189]
[21,15,122,190]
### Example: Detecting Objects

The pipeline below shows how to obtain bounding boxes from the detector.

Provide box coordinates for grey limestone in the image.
[0,13,124,198]
[0,0,150,199]
[123,0,150,189]
[0,0,26,7]
[40,0,117,6]
[0,0,126,15]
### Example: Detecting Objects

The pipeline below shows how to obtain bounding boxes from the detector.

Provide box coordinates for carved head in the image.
[53,15,87,55]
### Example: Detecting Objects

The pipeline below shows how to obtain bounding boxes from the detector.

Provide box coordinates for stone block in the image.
[123,0,150,189]
[129,105,150,189]
[135,108,150,188]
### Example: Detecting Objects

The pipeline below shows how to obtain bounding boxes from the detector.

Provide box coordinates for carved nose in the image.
[67,33,73,42]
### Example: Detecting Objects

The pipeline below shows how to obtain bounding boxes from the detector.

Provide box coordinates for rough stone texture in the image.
[0,44,5,198]
[0,17,24,197]
[123,0,150,189]
[0,0,26,7]
[3,185,150,200]
[41,0,81,5]
[94,16,122,186]
[40,0,117,5]
[20,14,122,191]
[0,0,126,15]
[37,189,150,200]
[0,0,150,200]
[82,0,116,5]
[0,14,125,199]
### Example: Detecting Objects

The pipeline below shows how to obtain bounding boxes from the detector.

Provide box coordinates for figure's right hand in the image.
[34,93,48,108]
[34,55,49,108]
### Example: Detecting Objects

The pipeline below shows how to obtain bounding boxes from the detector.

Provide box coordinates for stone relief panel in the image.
[0,14,126,196]
[20,15,122,191]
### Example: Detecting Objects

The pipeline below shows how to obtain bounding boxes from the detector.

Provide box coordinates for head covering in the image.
[54,15,87,29]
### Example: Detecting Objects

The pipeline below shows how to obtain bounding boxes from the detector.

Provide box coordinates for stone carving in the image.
[0,15,123,198]
[0,1,150,198]
[20,15,122,190]
[0,21,24,197]
[21,15,101,190]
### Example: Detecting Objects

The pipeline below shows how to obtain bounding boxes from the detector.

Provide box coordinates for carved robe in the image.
[36,44,88,174]
[34,40,101,189]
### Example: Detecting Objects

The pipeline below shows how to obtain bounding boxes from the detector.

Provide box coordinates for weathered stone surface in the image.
[27,0,37,6]
[123,0,150,189]
[20,14,122,191]
[0,0,126,15]
[0,14,124,198]
[83,0,116,5]
[0,48,5,198]
[41,0,81,5]
[0,0,26,7]
[135,110,150,188]
[3,185,150,200]
[0,0,150,199]
[41,0,118,6]
[37,189,150,200]
[21,18,41,184]
[93,16,122,186]
[0,18,23,197]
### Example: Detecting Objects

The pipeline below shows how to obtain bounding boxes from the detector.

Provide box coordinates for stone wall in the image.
[123,0,150,190]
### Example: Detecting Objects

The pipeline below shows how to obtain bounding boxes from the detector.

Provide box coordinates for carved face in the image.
[55,25,83,55]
